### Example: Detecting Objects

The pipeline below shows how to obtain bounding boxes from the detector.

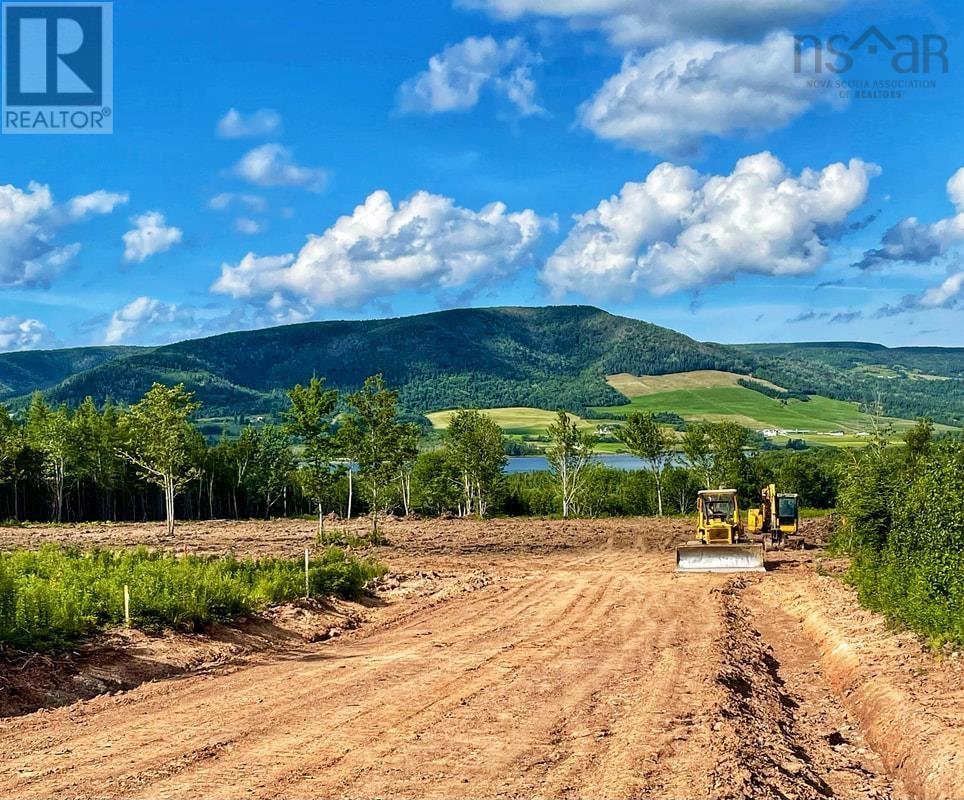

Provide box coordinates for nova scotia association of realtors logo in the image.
[2,1,112,133]
[793,26,948,101]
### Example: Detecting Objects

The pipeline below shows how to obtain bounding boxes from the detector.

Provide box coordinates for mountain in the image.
[1,306,961,426]
[738,342,964,426]
[0,346,143,399]
[0,307,750,417]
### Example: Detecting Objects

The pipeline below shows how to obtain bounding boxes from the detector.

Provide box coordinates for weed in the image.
[0,545,385,650]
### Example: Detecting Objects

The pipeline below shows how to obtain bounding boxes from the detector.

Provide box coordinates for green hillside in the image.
[0,307,961,426]
[6,306,749,416]
[0,346,142,400]
[738,342,964,427]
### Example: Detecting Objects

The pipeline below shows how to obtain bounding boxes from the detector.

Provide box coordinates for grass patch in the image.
[606,370,784,397]
[0,545,386,650]
[317,528,382,548]
[592,386,911,435]
[427,407,600,437]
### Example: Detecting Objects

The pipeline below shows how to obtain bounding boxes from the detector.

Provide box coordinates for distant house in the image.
[761,429,780,438]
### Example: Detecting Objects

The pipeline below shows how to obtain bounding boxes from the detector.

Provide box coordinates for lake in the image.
[505,454,651,473]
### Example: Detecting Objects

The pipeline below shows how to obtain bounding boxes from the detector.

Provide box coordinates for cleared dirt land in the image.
[2,517,963,799]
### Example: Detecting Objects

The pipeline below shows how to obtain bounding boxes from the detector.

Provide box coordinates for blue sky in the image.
[1,0,962,350]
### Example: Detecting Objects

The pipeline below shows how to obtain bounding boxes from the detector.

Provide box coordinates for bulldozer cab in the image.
[697,490,740,531]
[702,495,736,522]
[776,494,799,528]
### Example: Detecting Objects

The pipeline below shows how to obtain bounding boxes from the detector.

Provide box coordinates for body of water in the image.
[505,454,651,474]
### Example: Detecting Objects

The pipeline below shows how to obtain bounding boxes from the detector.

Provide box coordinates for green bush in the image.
[835,439,964,645]
[0,545,385,650]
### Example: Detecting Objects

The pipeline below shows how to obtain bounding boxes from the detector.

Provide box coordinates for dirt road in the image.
[0,532,916,800]
[3,517,961,798]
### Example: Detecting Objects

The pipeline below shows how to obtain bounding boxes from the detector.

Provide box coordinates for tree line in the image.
[0,371,859,533]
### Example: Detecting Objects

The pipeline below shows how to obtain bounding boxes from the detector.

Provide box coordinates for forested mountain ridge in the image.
[738,342,964,425]
[1,307,749,416]
[1,306,961,424]
[0,346,143,400]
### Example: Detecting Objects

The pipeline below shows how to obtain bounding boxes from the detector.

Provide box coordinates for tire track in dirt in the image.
[0,567,593,794]
[220,572,622,798]
[1,573,558,795]
[0,553,727,800]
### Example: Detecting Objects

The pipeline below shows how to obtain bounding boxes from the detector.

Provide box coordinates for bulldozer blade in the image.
[675,544,766,573]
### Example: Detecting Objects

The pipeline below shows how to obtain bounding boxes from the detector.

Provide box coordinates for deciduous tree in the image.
[682,422,713,489]
[283,378,340,532]
[546,410,597,519]
[117,383,201,537]
[446,409,506,518]
[618,412,672,516]
[708,421,749,490]
[343,375,408,539]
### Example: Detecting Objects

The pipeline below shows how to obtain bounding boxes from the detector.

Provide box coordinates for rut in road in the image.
[0,551,905,800]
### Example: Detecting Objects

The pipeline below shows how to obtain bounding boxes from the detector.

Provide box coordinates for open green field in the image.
[592,386,876,431]
[426,373,945,450]
[426,407,602,437]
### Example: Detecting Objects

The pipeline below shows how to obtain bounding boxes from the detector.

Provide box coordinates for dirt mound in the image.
[799,515,836,546]
[761,574,964,800]
[0,598,362,719]
[711,581,836,799]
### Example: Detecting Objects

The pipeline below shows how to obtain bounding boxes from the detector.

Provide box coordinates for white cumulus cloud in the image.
[398,36,543,116]
[0,181,124,287]
[579,33,834,156]
[856,167,964,270]
[235,144,328,192]
[0,316,55,351]
[122,211,183,263]
[216,108,283,139]
[457,0,846,46]
[542,151,878,299]
[212,189,546,310]
[66,189,129,219]
[877,270,964,317]
[104,297,183,344]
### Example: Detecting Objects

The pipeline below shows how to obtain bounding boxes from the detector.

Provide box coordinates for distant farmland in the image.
[427,370,939,450]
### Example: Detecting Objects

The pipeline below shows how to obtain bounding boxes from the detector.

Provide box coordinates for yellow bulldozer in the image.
[747,483,800,549]
[675,489,766,573]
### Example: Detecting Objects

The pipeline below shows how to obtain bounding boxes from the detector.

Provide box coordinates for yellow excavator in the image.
[676,489,766,573]
[747,483,800,549]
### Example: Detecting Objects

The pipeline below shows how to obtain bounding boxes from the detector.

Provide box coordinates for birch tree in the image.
[247,425,293,519]
[25,394,74,523]
[117,383,201,537]
[618,412,672,516]
[343,375,407,539]
[283,377,340,533]
[682,422,713,489]
[396,423,420,516]
[446,409,506,518]
[546,410,597,519]
[708,421,749,489]
[0,407,25,520]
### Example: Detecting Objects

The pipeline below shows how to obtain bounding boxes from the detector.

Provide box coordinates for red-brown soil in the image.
[0,515,957,799]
